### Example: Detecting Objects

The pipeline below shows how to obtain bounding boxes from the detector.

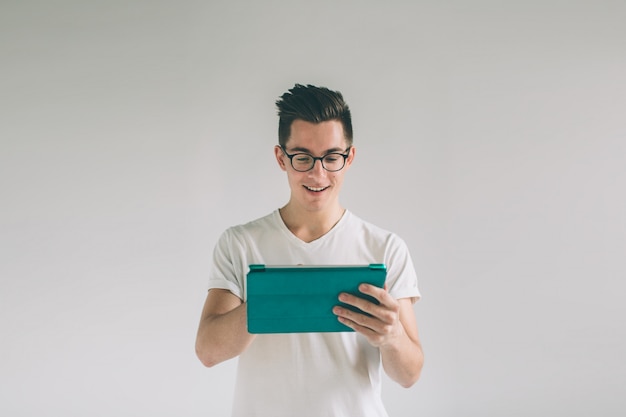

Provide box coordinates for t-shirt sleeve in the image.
[207,227,247,300]
[384,235,421,303]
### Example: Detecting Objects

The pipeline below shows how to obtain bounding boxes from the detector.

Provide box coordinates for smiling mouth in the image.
[304,185,330,192]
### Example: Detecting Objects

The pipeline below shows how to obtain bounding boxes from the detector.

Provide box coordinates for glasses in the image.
[281,146,351,172]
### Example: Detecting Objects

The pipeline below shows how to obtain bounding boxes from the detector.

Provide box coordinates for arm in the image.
[195,289,256,368]
[333,285,424,387]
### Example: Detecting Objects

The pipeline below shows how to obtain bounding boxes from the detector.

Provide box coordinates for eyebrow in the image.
[287,146,347,154]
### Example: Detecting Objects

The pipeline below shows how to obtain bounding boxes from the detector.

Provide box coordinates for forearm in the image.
[334,288,424,387]
[380,329,424,388]
[195,302,256,367]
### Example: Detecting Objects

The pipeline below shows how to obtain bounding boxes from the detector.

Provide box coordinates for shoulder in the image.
[344,211,405,243]
[235,210,279,233]
[219,210,280,241]
[342,211,413,261]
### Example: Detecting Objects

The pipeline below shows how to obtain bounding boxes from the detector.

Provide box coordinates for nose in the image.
[309,158,326,175]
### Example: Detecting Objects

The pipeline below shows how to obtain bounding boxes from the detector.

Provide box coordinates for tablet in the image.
[246,264,386,334]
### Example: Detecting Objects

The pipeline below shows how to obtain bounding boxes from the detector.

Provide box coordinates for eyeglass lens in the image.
[291,153,346,172]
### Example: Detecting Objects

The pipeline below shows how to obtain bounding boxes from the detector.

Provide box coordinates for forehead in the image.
[285,120,348,152]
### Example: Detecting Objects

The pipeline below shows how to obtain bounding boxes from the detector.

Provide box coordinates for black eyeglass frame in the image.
[280,146,352,172]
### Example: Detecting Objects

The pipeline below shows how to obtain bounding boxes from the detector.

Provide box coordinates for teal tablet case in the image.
[246,264,386,334]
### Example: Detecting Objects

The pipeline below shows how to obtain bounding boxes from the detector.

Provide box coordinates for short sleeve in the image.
[384,235,421,303]
[207,228,247,300]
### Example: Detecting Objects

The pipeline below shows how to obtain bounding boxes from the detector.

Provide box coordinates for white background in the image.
[1,1,624,416]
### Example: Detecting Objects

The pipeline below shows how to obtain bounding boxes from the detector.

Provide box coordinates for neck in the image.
[279,203,345,243]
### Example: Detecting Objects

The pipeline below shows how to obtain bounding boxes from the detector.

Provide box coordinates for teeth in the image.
[305,185,327,192]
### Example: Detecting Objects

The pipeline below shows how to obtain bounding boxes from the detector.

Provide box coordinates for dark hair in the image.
[276,84,353,147]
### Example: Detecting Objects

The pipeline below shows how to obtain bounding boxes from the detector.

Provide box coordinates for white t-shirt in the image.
[208,209,420,417]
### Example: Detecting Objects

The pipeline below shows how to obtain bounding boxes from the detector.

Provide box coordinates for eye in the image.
[295,155,312,163]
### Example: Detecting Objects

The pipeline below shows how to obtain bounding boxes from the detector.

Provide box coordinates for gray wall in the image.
[1,1,624,416]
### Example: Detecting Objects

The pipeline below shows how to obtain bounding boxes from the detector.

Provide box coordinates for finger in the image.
[334,304,396,335]
[358,284,396,308]
[334,306,380,332]
[337,315,379,337]
[338,292,383,317]
[340,287,399,319]
[336,311,394,346]
[338,294,397,326]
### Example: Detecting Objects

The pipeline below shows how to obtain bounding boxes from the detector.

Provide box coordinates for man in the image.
[195,84,423,417]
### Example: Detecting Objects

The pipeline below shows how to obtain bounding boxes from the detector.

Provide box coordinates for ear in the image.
[344,146,356,169]
[274,145,287,171]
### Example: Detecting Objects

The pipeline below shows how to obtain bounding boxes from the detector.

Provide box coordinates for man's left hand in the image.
[333,284,405,347]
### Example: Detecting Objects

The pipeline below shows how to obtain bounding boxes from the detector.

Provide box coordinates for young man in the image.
[195,84,423,417]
